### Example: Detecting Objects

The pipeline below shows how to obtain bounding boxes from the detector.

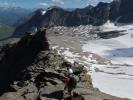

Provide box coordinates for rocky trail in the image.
[36,81,129,100]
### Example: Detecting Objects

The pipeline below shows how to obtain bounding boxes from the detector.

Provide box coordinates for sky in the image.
[0,0,113,9]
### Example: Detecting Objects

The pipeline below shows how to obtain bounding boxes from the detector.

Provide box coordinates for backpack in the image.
[68,75,78,88]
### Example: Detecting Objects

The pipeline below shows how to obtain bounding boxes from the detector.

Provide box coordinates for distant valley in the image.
[0,6,32,36]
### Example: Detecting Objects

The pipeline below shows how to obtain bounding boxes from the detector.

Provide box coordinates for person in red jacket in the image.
[64,68,77,98]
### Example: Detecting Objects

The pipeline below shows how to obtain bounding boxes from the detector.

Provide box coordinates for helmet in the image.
[68,68,73,74]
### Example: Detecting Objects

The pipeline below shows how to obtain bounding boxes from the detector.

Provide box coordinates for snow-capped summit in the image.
[41,10,46,15]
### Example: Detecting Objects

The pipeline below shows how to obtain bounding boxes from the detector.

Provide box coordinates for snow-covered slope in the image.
[82,21,133,99]
[47,21,133,99]
[83,21,133,65]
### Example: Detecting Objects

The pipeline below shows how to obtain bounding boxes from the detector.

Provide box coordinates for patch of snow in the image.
[41,10,46,15]
[90,64,133,100]
[52,45,58,49]
[100,20,118,32]
[100,20,133,32]
[62,49,74,58]
[82,55,97,64]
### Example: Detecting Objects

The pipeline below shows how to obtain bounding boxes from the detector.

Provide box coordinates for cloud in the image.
[75,0,113,6]
[38,3,49,9]
[0,2,16,7]
[52,0,64,5]
[86,0,113,5]
[37,0,64,9]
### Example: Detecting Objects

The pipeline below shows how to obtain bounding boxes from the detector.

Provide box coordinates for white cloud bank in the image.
[52,0,64,5]
[38,3,50,9]
[38,0,64,9]
[0,2,16,7]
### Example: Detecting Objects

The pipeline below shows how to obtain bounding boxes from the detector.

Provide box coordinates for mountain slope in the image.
[13,0,133,36]
[0,7,32,37]
[13,5,110,36]
[0,24,14,36]
[0,7,32,26]
[0,28,129,100]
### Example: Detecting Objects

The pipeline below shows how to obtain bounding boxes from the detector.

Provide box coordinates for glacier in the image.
[82,21,133,100]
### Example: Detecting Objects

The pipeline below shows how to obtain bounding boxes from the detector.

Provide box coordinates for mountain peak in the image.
[13,0,133,36]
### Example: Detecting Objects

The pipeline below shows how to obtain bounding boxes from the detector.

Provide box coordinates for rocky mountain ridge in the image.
[0,29,50,88]
[0,29,130,100]
[13,0,133,36]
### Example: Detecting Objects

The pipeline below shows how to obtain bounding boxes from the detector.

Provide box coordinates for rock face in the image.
[110,0,133,23]
[13,0,133,36]
[0,29,69,100]
[0,29,53,89]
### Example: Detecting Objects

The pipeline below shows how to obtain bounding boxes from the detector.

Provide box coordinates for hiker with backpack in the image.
[64,68,78,98]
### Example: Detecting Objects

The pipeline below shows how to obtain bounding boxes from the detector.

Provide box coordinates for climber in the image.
[64,68,78,98]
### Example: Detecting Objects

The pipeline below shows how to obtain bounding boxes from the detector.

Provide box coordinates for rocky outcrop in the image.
[13,0,133,36]
[0,29,52,89]
[110,0,133,23]
[0,29,70,99]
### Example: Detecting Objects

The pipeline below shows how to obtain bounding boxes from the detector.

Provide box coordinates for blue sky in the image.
[0,0,113,8]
